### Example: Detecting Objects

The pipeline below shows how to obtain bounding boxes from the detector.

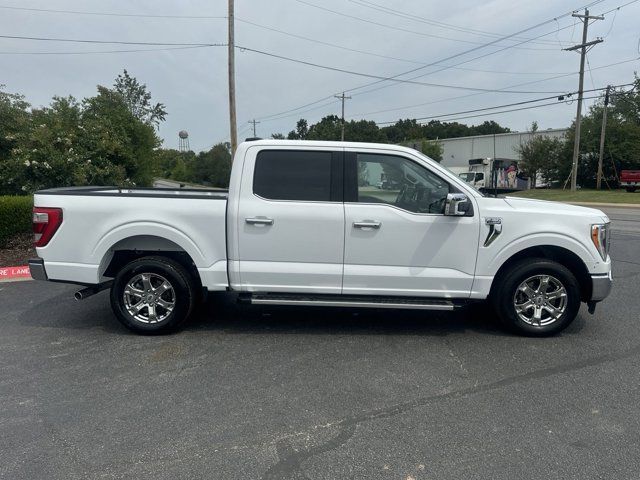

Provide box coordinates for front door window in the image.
[356,154,451,214]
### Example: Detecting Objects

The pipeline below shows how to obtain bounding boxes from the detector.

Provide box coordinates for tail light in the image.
[33,207,63,247]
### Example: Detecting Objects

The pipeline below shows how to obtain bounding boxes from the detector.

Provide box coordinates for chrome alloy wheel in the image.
[513,274,567,327]
[123,273,175,324]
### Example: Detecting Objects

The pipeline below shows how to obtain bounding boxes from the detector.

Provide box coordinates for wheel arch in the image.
[490,245,592,302]
[98,234,202,289]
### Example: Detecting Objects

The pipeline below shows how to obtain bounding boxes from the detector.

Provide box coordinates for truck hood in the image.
[502,196,610,222]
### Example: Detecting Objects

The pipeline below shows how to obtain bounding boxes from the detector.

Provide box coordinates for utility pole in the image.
[596,85,611,190]
[248,119,260,137]
[334,92,351,141]
[564,8,603,191]
[228,0,238,158]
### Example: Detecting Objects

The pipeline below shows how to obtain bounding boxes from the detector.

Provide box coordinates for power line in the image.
[235,45,565,94]
[294,0,558,50]
[236,17,433,66]
[256,96,338,122]
[254,99,340,124]
[261,81,636,128]
[0,2,605,76]
[347,0,561,46]
[0,4,226,19]
[406,95,602,123]
[343,0,639,100]
[351,57,639,118]
[0,34,221,46]
[257,0,610,120]
[346,12,602,99]
[253,2,634,125]
[236,17,608,75]
[374,83,633,125]
[355,73,579,119]
[386,86,632,125]
[0,45,218,55]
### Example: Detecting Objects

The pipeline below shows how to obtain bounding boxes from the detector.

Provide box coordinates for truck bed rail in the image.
[35,186,229,200]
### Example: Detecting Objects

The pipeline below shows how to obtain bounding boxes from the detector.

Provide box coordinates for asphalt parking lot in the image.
[2,207,640,480]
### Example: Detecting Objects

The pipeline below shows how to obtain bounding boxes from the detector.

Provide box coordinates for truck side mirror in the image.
[444,193,469,216]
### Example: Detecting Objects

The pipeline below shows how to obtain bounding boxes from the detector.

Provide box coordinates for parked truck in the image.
[620,170,640,192]
[458,158,529,194]
[29,140,612,336]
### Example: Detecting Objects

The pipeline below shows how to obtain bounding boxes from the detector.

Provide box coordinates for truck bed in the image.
[34,186,229,289]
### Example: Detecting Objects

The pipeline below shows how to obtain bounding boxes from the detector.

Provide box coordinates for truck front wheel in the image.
[110,256,197,334]
[491,258,581,336]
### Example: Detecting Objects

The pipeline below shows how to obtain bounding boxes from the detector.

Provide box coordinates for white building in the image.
[433,128,568,168]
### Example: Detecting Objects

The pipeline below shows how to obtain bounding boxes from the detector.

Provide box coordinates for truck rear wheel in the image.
[110,256,197,334]
[625,187,637,193]
[491,258,581,336]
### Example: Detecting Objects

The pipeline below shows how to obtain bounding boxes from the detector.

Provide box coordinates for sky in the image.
[1,0,639,152]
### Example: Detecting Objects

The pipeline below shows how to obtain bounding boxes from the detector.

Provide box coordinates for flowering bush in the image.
[0,196,32,247]
[0,74,162,195]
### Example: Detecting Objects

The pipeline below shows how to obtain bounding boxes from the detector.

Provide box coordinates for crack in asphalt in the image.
[262,424,358,480]
[259,344,640,479]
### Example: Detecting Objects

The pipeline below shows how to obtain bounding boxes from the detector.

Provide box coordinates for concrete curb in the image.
[0,265,32,283]
[567,202,640,209]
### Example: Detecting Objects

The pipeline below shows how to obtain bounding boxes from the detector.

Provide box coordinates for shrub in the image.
[0,195,32,247]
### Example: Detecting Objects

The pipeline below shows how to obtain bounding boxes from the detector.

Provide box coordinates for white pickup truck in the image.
[29,140,612,336]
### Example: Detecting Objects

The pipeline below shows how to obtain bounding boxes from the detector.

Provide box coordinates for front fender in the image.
[482,232,601,276]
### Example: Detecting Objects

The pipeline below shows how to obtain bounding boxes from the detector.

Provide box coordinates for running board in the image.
[245,293,457,311]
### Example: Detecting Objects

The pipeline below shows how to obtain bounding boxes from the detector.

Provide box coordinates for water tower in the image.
[178,130,190,152]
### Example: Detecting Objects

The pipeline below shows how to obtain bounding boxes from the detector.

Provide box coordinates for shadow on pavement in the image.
[18,286,589,338]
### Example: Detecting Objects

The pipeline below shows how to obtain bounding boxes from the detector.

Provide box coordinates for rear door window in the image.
[253,150,335,201]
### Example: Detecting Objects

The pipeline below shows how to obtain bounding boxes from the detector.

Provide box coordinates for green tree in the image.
[1,96,84,194]
[420,139,444,162]
[380,118,510,143]
[0,86,31,163]
[287,119,308,139]
[189,143,232,187]
[518,133,564,186]
[561,76,640,187]
[306,115,342,140]
[0,71,166,194]
[470,120,511,136]
[380,119,423,143]
[345,119,386,142]
[153,148,196,180]
[81,85,160,186]
[113,69,167,128]
[170,158,189,182]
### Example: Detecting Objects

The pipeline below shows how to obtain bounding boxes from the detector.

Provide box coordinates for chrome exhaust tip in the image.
[74,280,113,301]
[74,287,96,301]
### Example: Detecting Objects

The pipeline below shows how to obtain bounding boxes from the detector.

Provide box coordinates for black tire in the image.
[625,187,637,193]
[110,256,197,334]
[491,258,581,337]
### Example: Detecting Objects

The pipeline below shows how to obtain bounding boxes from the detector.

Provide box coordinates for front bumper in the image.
[590,270,612,302]
[28,257,48,281]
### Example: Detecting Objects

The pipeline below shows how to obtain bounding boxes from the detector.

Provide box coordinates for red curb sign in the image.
[0,265,31,280]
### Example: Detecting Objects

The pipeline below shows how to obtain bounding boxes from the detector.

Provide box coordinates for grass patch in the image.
[0,196,33,247]
[507,189,640,204]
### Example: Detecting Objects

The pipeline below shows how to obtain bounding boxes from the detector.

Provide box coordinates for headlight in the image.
[591,223,610,261]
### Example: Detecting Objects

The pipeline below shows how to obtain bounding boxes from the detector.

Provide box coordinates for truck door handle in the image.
[245,217,274,225]
[353,221,381,229]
